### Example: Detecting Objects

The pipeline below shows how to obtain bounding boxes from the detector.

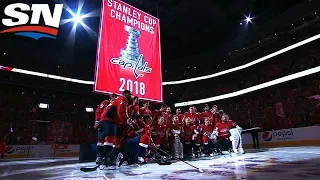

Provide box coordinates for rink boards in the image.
[242,125,320,148]
[3,125,320,159]
[3,144,80,159]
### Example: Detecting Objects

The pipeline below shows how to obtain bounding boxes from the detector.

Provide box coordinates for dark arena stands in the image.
[1,0,320,179]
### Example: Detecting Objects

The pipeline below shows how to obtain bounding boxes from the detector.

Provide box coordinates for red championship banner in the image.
[94,0,162,102]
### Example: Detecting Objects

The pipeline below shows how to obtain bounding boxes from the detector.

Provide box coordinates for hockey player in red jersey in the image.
[163,107,172,125]
[152,116,168,160]
[175,108,184,125]
[211,105,222,124]
[120,115,153,166]
[139,101,152,117]
[201,104,213,125]
[183,106,200,126]
[200,117,214,156]
[152,104,167,125]
[181,117,196,158]
[99,90,132,166]
[0,134,7,158]
[152,116,167,148]
[215,113,234,151]
[94,99,110,164]
[128,96,140,120]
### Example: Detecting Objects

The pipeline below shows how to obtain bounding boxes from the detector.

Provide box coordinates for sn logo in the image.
[1,3,64,39]
[2,3,63,28]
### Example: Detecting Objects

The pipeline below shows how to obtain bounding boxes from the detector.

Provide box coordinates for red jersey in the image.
[182,124,196,143]
[141,122,151,137]
[201,111,213,124]
[152,124,167,145]
[95,100,110,121]
[175,113,184,125]
[163,113,172,125]
[215,120,233,140]
[139,107,152,117]
[128,105,140,120]
[183,112,200,126]
[100,96,129,125]
[212,113,222,124]
[200,124,214,137]
[128,119,147,137]
[200,124,214,144]
[152,109,165,121]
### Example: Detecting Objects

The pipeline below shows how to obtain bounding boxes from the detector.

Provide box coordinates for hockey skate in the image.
[95,156,103,165]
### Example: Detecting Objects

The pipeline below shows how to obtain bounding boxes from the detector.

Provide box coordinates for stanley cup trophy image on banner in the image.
[94,0,162,102]
[119,25,146,79]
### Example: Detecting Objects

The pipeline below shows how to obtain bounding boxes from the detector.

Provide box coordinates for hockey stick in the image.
[80,134,129,172]
[150,138,203,172]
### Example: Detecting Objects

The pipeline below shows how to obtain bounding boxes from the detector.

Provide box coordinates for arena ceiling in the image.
[127,0,305,59]
[0,0,308,81]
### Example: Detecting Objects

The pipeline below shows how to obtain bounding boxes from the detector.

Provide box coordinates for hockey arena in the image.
[1,0,320,179]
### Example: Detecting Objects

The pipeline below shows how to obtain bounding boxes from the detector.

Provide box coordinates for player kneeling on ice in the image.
[200,117,214,156]
[214,113,234,153]
[120,115,153,166]
[152,116,168,160]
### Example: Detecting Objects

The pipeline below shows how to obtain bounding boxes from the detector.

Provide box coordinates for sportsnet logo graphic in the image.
[0,3,63,40]
[262,132,272,141]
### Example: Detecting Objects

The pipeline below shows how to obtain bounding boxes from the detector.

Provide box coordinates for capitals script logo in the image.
[262,132,272,141]
[110,55,152,79]
[0,3,63,40]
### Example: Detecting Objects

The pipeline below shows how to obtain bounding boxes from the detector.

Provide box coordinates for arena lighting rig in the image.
[57,0,99,42]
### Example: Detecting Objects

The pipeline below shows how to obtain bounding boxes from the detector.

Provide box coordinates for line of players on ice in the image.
[94,90,244,167]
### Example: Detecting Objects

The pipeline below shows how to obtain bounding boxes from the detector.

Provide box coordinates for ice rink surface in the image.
[1,147,320,180]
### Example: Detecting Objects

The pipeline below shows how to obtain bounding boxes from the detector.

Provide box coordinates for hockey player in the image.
[139,101,152,117]
[215,113,234,152]
[163,107,172,125]
[120,114,153,166]
[128,96,140,120]
[201,104,213,125]
[211,105,222,124]
[227,119,245,154]
[152,116,167,148]
[94,99,110,164]
[181,117,195,158]
[99,90,132,166]
[175,108,184,125]
[168,116,183,159]
[183,106,200,126]
[152,116,168,160]
[0,134,7,158]
[152,104,168,125]
[200,117,214,156]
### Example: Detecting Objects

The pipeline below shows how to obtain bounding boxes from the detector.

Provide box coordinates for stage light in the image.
[86,107,94,112]
[57,0,100,45]
[39,103,49,109]
[72,13,83,25]
[245,16,252,23]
